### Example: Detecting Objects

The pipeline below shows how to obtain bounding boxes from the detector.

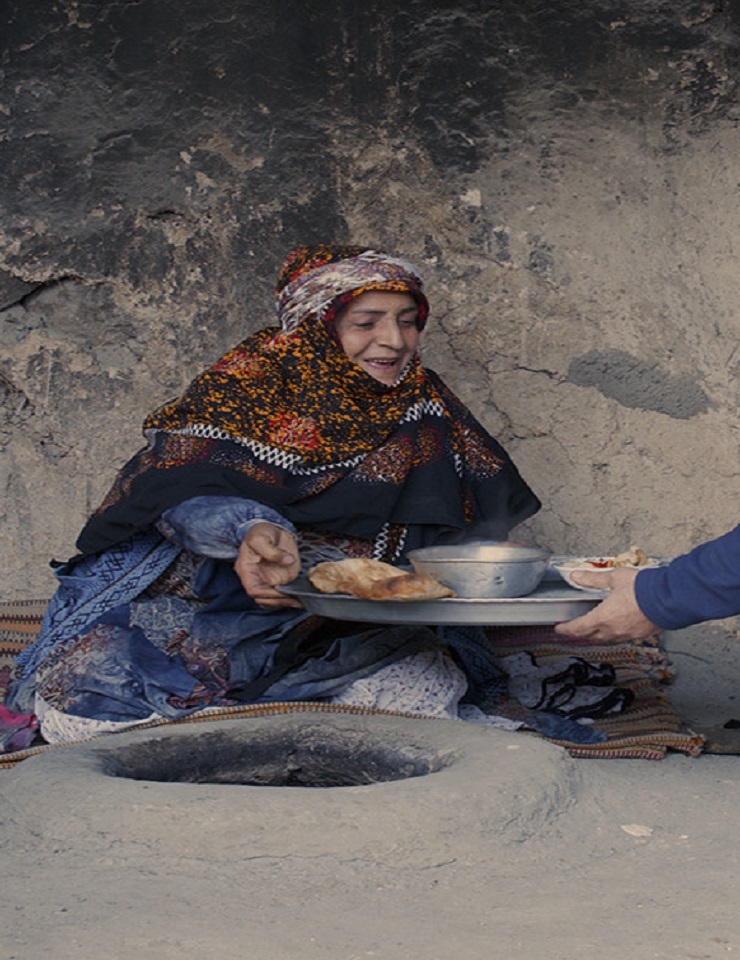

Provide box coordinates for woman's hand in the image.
[553,567,660,642]
[234,522,303,609]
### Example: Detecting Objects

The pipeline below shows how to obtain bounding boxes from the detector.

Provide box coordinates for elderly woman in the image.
[9,243,596,745]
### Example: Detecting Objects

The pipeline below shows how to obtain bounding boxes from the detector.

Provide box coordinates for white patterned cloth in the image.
[329,648,468,718]
[35,693,160,744]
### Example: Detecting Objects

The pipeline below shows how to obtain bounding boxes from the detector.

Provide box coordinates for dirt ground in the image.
[0,620,738,960]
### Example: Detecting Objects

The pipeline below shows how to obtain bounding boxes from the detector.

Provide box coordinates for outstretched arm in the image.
[557,524,740,641]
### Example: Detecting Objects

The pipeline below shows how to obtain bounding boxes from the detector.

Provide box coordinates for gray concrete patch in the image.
[567,349,709,419]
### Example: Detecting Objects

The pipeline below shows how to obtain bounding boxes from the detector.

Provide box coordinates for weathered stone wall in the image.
[1,0,738,603]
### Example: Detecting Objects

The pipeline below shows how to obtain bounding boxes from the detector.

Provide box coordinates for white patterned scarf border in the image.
[276,251,425,333]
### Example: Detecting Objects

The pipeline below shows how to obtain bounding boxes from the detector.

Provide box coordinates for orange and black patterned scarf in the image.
[77,245,540,559]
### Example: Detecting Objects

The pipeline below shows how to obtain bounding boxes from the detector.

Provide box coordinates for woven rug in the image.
[0,599,706,767]
[484,625,705,760]
[0,600,49,705]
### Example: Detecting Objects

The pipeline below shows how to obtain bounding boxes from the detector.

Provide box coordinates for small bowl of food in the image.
[406,541,551,599]
[551,546,664,592]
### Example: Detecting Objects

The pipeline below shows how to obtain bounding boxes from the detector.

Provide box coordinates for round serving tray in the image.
[279,578,605,627]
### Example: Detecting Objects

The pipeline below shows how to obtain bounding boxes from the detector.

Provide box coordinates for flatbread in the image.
[307,557,456,601]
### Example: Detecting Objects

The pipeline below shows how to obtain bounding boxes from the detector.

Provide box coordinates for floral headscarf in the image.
[276,244,428,333]
[78,244,539,561]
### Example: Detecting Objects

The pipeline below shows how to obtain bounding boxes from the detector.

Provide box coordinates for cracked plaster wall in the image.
[1,0,738,600]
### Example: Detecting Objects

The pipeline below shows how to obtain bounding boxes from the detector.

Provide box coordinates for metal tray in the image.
[279,578,604,627]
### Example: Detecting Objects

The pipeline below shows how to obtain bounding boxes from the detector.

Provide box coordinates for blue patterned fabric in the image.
[36,605,206,721]
[157,496,297,559]
[8,497,447,723]
[15,529,180,680]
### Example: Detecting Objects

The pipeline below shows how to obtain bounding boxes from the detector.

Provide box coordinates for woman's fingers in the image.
[235,523,302,607]
[244,524,299,571]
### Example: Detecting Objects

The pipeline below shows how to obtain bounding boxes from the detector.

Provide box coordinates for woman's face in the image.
[334,290,421,385]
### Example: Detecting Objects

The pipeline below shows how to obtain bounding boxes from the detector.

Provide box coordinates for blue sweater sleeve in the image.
[634,524,740,630]
[156,496,297,559]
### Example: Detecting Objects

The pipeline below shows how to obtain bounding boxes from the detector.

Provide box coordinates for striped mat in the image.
[484,624,704,760]
[0,599,705,766]
[0,599,49,705]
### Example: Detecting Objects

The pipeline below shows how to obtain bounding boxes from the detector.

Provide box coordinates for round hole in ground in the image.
[104,723,455,787]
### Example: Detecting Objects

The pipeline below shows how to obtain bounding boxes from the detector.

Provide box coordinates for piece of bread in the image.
[612,545,651,567]
[308,557,456,601]
[359,573,456,601]
[308,558,401,594]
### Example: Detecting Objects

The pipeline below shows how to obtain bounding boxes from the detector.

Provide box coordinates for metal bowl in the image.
[406,542,551,599]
